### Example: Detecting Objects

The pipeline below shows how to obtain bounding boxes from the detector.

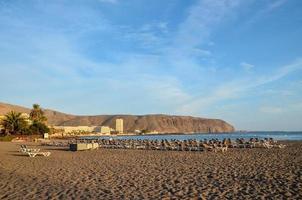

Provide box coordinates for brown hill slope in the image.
[0,102,235,133]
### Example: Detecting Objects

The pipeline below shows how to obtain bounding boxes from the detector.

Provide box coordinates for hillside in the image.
[0,102,235,133]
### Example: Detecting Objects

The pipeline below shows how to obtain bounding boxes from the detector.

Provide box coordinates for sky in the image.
[0,0,302,131]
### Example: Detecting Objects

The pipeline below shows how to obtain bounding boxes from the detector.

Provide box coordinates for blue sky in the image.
[1,0,302,131]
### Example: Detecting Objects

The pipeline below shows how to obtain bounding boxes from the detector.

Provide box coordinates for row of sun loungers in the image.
[41,141,71,147]
[95,139,225,152]
[74,137,285,152]
[20,145,51,157]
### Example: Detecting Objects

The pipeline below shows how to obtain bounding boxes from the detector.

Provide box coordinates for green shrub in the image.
[29,121,50,135]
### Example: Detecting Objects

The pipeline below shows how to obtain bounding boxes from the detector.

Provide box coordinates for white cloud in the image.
[157,0,244,78]
[267,0,288,11]
[146,79,191,106]
[174,0,241,49]
[246,0,288,25]
[193,48,212,57]
[114,0,243,76]
[157,22,168,33]
[177,58,302,114]
[259,101,302,116]
[123,22,169,49]
[240,62,254,71]
[262,89,294,97]
[259,106,283,114]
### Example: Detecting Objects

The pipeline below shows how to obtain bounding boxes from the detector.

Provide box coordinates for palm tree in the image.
[0,111,28,135]
[28,104,49,135]
[30,104,47,123]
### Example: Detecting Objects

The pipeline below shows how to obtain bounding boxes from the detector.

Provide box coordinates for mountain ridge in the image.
[0,102,235,133]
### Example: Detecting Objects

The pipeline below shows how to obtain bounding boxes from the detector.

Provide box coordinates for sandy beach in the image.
[0,141,301,199]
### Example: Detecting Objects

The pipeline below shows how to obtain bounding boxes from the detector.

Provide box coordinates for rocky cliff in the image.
[0,102,235,133]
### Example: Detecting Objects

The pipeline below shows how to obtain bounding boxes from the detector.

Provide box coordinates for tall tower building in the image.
[116,118,124,134]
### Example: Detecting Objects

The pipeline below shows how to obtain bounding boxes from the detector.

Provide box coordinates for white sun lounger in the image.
[263,142,273,149]
[27,151,51,157]
[20,145,51,157]
[277,144,286,148]
[20,146,40,154]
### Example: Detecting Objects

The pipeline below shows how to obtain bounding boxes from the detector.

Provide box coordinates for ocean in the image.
[82,131,302,141]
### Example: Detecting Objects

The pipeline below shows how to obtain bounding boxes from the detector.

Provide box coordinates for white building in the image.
[54,126,98,134]
[100,126,111,135]
[116,118,123,134]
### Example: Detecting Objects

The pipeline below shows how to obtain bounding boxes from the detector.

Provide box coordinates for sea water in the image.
[82,131,302,141]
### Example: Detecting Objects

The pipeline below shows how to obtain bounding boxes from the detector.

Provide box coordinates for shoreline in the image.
[70,131,302,138]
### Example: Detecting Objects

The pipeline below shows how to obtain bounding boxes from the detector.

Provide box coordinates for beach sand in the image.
[0,141,301,199]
